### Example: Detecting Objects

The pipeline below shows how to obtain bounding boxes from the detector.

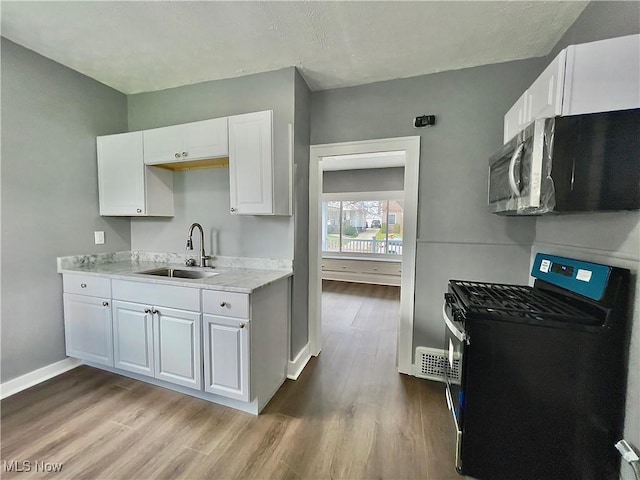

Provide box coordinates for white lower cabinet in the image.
[63,293,113,367]
[62,274,289,414]
[112,301,154,376]
[154,306,201,390]
[111,280,202,391]
[203,315,250,401]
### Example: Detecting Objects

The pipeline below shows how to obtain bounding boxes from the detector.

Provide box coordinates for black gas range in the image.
[443,253,631,480]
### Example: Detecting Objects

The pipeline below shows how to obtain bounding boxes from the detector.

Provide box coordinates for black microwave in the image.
[488,109,639,215]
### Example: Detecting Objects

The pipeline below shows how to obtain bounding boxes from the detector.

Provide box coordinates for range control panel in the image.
[531,253,611,301]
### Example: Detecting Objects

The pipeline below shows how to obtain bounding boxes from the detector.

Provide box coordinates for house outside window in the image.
[322,193,404,257]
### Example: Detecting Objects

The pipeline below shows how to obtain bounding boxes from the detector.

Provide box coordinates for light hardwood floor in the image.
[1,280,459,479]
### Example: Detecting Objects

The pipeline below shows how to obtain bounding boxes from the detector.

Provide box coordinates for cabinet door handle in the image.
[230,207,236,212]
[220,302,228,307]
[239,323,246,329]
[80,283,87,288]
[175,153,181,158]
[182,152,188,157]
[151,308,159,315]
[136,208,142,213]
[144,308,152,314]
[102,301,109,307]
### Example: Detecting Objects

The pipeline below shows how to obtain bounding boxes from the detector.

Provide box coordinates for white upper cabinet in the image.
[526,49,566,122]
[143,117,228,166]
[228,110,275,215]
[503,91,528,143]
[97,131,145,215]
[97,131,174,216]
[504,34,640,142]
[562,34,640,116]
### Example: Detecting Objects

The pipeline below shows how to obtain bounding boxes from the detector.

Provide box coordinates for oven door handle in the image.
[443,303,469,345]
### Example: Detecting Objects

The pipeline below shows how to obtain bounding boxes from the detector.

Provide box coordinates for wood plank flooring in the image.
[1,280,460,479]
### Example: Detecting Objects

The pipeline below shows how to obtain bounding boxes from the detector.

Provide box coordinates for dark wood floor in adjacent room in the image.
[1,280,460,479]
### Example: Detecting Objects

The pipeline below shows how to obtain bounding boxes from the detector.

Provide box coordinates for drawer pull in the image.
[102,301,109,307]
[80,283,87,288]
[220,302,228,307]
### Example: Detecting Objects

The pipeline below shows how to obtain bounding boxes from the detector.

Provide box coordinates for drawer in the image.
[321,258,355,272]
[63,274,111,298]
[202,290,250,319]
[112,280,200,311]
[360,262,402,275]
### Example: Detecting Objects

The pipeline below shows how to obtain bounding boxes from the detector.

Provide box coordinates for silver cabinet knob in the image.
[230,207,236,212]
[144,308,151,314]
[220,302,228,307]
[175,153,180,158]
[102,301,109,307]
[239,324,246,329]
[80,283,87,288]
[136,208,142,213]
[182,152,188,157]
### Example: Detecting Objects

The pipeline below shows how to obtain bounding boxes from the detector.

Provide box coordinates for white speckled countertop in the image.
[57,252,292,293]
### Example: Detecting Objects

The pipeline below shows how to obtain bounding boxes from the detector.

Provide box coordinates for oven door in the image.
[443,296,467,472]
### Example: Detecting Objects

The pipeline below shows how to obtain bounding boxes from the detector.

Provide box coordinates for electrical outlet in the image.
[94,231,105,245]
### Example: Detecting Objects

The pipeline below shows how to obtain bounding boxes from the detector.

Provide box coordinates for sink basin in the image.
[137,268,219,279]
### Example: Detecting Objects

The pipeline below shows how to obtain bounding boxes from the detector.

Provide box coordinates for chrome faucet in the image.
[186,223,212,267]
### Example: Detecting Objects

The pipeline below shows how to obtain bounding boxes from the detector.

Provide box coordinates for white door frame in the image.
[309,136,420,375]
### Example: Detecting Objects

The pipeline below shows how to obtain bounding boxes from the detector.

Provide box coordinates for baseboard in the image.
[0,357,82,400]
[287,343,311,380]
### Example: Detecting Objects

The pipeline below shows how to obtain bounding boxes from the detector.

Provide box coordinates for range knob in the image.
[453,309,464,323]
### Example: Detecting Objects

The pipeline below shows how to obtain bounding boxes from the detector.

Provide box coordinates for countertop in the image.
[57,253,293,294]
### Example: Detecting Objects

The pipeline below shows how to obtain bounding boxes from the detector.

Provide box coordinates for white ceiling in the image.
[0,1,589,95]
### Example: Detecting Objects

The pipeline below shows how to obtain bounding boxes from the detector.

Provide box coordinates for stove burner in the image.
[450,280,601,325]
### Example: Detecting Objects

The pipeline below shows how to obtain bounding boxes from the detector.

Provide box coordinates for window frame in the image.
[321,190,404,260]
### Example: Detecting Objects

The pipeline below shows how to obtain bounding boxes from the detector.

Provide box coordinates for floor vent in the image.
[414,347,461,383]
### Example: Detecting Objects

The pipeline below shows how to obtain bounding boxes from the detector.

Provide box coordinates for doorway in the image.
[309,137,420,375]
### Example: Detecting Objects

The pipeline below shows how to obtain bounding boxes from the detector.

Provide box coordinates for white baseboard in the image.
[0,357,82,400]
[287,343,311,380]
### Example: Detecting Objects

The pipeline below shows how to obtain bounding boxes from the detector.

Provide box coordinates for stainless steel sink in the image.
[136,268,219,279]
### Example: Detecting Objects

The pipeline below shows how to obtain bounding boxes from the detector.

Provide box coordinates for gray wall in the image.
[1,38,131,382]
[291,70,312,358]
[323,167,404,194]
[533,2,640,478]
[311,57,545,349]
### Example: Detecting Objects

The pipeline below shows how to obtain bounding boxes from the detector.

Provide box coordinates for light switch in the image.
[94,231,105,245]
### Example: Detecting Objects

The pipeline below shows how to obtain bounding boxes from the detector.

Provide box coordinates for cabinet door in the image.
[228,110,274,215]
[112,300,154,377]
[527,49,566,121]
[153,307,202,390]
[503,92,528,143]
[97,131,146,215]
[63,293,113,366]
[563,34,640,116]
[143,124,186,165]
[203,314,250,401]
[184,118,228,160]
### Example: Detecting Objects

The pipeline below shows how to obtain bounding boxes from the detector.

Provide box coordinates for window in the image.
[322,196,403,256]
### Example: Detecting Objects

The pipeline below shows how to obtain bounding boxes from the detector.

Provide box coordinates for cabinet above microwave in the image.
[504,34,640,143]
